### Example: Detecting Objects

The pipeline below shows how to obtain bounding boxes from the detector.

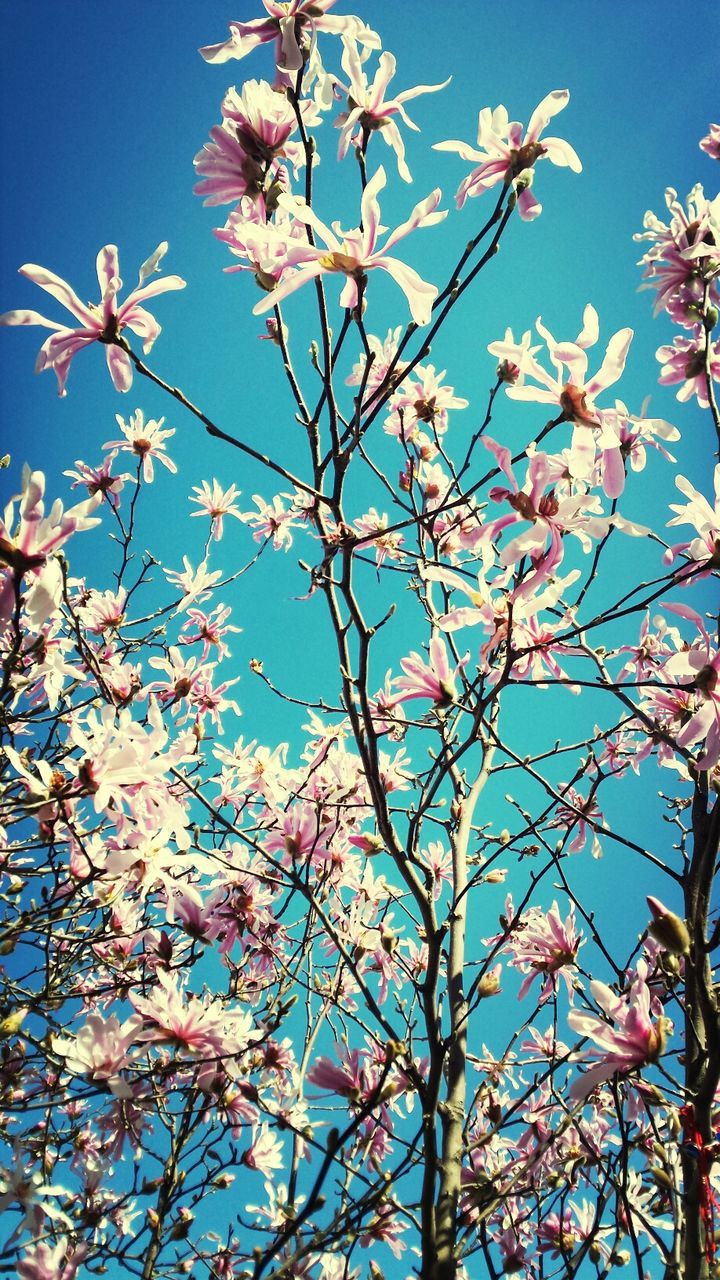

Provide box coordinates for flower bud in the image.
[476,965,502,998]
[646,896,690,955]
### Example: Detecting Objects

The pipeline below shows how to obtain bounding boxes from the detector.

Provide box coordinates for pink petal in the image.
[18,263,98,327]
[105,345,133,393]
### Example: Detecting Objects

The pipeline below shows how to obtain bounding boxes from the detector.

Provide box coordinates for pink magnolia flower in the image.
[346,325,405,398]
[490,305,633,497]
[264,801,337,865]
[200,2,379,72]
[68,697,187,818]
[482,437,614,569]
[608,398,679,473]
[359,1201,408,1259]
[384,363,468,443]
[241,492,301,549]
[253,165,446,326]
[567,974,669,1099]
[164,557,223,610]
[656,329,720,408]
[18,1240,87,1280]
[353,508,405,567]
[216,194,313,286]
[434,89,581,218]
[394,635,468,707]
[179,604,241,661]
[0,465,100,628]
[547,785,604,857]
[194,81,315,207]
[64,451,133,509]
[147,645,213,713]
[700,123,720,160]
[78,587,127,634]
[614,611,681,683]
[0,243,185,395]
[664,465,720,572]
[663,621,720,769]
[537,1201,609,1260]
[493,899,583,1003]
[334,38,449,183]
[130,970,253,1059]
[53,1013,142,1098]
[241,1124,284,1176]
[307,1047,366,1100]
[103,409,177,483]
[190,478,244,540]
[634,185,720,323]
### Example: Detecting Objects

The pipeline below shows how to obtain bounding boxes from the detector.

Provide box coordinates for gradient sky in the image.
[1,3,718,1273]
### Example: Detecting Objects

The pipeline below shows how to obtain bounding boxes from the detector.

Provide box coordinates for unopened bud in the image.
[484,868,508,884]
[0,1009,27,1039]
[647,896,690,955]
[496,360,520,385]
[476,966,501,998]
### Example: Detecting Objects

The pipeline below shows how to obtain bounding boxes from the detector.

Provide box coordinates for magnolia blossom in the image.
[241,492,300,550]
[67,697,187,817]
[253,166,446,326]
[194,81,316,207]
[482,437,616,569]
[78,587,127,634]
[190,479,244,540]
[492,899,583,1003]
[103,410,177,484]
[664,465,720,571]
[334,38,449,182]
[200,2,379,72]
[434,89,581,218]
[700,123,720,160]
[490,305,633,497]
[568,974,669,1099]
[394,636,468,707]
[64,452,133,508]
[241,1124,284,1176]
[217,194,313,287]
[307,1048,366,1100]
[663,619,720,769]
[130,969,254,1059]
[384,363,468,444]
[17,1240,86,1280]
[0,243,185,395]
[0,1149,72,1239]
[0,466,100,628]
[53,1013,142,1098]
[346,325,405,398]
[165,557,224,611]
[634,184,720,323]
[179,604,241,660]
[353,509,405,566]
[656,331,720,407]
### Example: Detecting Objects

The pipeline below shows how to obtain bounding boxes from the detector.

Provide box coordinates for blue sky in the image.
[1,4,718,1273]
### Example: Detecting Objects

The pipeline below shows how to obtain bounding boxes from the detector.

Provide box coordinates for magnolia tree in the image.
[0,6,719,1280]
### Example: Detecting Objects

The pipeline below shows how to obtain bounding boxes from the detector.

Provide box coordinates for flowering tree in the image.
[0,7,718,1280]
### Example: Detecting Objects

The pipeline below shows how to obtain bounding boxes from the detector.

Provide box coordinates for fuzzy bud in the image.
[646,896,691,955]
